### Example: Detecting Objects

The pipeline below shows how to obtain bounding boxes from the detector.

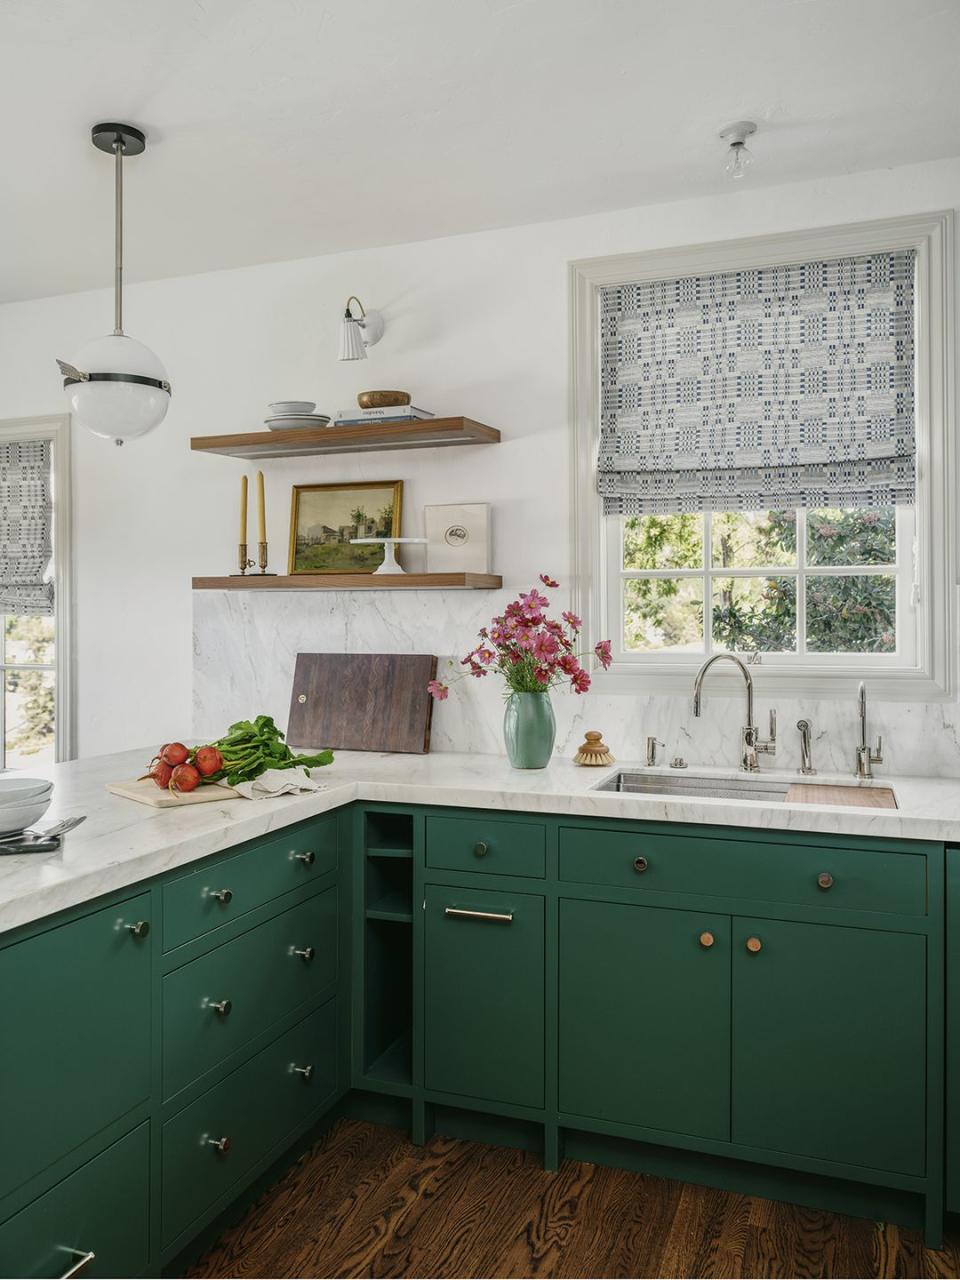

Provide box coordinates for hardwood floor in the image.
[188,1119,960,1278]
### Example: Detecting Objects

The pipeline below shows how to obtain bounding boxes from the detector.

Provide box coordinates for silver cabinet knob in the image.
[474,841,488,858]
[294,850,315,865]
[292,945,315,962]
[292,1063,314,1080]
[124,920,150,939]
[58,1249,96,1279]
[207,1135,231,1153]
[210,888,233,904]
[633,855,649,873]
[209,998,232,1017]
[817,871,835,890]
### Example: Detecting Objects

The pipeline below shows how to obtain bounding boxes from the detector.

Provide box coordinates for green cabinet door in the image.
[559,898,731,1141]
[948,848,960,1211]
[424,884,544,1108]
[732,917,926,1175]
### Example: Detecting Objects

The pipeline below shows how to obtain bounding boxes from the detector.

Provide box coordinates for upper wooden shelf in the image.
[190,416,500,460]
[192,572,502,591]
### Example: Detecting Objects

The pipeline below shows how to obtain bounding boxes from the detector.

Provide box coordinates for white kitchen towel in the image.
[217,766,328,800]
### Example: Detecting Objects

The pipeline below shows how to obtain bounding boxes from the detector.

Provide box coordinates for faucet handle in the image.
[871,734,883,764]
[756,708,777,755]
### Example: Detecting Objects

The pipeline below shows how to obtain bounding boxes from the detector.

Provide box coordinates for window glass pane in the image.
[805,576,897,653]
[5,668,55,768]
[806,508,896,567]
[711,511,797,569]
[623,514,703,570]
[624,578,704,653]
[4,615,55,666]
[713,577,797,653]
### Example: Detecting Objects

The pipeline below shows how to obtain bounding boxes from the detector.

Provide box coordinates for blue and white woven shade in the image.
[598,250,917,515]
[0,440,53,616]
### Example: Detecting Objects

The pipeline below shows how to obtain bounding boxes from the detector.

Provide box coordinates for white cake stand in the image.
[350,536,428,574]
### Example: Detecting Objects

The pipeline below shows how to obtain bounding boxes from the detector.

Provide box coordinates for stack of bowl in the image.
[0,776,53,836]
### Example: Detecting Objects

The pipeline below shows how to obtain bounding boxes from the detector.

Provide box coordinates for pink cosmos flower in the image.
[427,680,449,701]
[594,639,613,670]
[571,668,591,693]
[533,665,552,686]
[532,631,560,663]
[562,611,582,631]
[559,653,580,676]
[475,647,496,665]
[539,574,560,588]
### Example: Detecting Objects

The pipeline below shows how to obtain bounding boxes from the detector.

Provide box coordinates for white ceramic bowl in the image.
[0,793,53,836]
[268,400,315,415]
[0,777,53,804]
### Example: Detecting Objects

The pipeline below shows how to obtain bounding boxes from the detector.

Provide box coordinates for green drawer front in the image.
[425,814,545,878]
[0,1123,149,1280]
[163,814,338,951]
[0,895,152,1203]
[162,887,337,1100]
[559,827,926,915]
[162,1000,337,1247]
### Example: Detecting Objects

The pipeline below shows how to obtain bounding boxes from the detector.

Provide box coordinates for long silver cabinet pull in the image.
[444,906,514,924]
[59,1250,96,1279]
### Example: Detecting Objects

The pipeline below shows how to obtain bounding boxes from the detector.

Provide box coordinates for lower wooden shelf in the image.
[192,573,502,591]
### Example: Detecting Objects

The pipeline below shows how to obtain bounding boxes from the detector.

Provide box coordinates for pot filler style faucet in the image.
[692,652,776,773]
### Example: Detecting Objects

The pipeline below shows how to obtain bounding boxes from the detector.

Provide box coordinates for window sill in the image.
[597,662,952,703]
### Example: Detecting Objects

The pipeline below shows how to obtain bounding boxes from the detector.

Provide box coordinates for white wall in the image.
[2,156,959,765]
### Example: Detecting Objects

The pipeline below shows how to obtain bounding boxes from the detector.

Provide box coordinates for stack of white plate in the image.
[264,401,331,431]
[0,776,53,836]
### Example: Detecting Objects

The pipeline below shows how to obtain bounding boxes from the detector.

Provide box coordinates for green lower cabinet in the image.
[558,898,731,1141]
[947,848,960,1211]
[424,884,544,1108]
[0,1123,149,1279]
[732,917,926,1175]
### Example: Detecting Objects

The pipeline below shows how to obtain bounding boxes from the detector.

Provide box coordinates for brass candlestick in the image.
[257,541,275,575]
[235,543,255,575]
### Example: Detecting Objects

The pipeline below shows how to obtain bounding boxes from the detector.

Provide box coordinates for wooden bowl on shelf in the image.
[357,390,411,409]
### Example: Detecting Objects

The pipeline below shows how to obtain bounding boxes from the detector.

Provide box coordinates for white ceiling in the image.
[2,0,959,303]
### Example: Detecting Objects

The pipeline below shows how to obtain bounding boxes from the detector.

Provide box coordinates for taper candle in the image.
[256,471,266,544]
[239,474,248,543]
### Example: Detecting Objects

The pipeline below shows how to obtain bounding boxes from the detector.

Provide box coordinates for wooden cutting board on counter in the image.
[287,652,437,754]
[785,783,898,809]
[106,778,240,807]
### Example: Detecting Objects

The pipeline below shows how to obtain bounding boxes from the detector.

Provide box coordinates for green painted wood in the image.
[163,815,338,951]
[0,893,152,1203]
[558,898,731,1141]
[162,888,337,1100]
[732,916,926,1175]
[426,814,546,879]
[946,848,960,1212]
[0,1123,149,1280]
[161,999,337,1247]
[559,825,926,916]
[424,884,544,1108]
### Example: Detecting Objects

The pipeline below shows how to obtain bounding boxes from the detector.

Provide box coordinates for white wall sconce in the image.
[719,120,757,181]
[337,296,385,361]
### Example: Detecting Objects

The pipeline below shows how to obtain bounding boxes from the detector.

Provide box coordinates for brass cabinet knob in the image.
[207,1136,231,1153]
[124,920,150,939]
[209,998,232,1017]
[817,872,834,890]
[293,945,315,962]
[292,1063,314,1081]
[210,888,233,904]
[474,841,488,858]
[746,936,763,954]
[633,855,649,873]
[294,850,315,865]
[699,931,715,949]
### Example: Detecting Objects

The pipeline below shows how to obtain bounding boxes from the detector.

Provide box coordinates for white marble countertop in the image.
[1,747,959,937]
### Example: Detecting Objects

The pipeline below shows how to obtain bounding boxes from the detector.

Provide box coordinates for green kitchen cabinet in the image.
[732,916,927,1175]
[948,847,960,1211]
[424,883,544,1108]
[558,898,731,1141]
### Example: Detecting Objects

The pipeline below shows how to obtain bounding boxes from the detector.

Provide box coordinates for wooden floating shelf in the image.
[192,572,503,591]
[190,416,500,460]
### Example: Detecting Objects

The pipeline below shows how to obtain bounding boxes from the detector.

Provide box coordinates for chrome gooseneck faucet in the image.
[692,652,776,773]
[855,681,884,779]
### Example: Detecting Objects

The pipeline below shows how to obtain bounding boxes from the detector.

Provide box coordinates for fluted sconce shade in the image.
[336,296,385,361]
[338,317,368,361]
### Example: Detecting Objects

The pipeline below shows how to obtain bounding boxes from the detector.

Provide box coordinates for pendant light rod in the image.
[114,136,124,335]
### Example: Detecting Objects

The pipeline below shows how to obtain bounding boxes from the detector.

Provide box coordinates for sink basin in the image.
[594,771,790,802]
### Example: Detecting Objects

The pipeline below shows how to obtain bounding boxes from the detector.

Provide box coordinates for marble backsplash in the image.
[194,590,960,779]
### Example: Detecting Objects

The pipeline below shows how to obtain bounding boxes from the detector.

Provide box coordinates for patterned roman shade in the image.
[598,249,916,515]
[0,440,54,615]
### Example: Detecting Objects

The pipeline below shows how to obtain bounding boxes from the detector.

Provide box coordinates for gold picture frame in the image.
[288,480,403,574]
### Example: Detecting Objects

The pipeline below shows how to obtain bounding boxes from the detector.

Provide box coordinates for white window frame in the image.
[569,212,957,701]
[0,415,75,763]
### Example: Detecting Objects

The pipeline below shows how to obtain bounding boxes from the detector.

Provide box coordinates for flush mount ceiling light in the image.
[337,296,385,361]
[56,123,171,446]
[719,120,757,182]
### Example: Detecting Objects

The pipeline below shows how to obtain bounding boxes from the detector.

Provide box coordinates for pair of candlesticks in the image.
[235,472,274,575]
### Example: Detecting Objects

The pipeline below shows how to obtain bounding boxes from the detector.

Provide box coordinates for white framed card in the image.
[424,503,491,574]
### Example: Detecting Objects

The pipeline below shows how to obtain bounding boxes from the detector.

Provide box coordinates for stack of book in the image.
[334,405,435,426]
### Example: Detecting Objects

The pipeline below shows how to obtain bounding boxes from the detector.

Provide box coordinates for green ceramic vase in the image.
[503,692,556,769]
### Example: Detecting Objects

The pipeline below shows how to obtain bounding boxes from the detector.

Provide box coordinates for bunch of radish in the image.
[142,742,224,794]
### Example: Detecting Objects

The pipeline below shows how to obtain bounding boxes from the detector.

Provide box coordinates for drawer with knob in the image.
[0,894,152,1202]
[162,813,338,951]
[558,827,926,916]
[161,999,336,1248]
[0,1123,149,1280]
[161,888,337,1100]
[425,814,546,879]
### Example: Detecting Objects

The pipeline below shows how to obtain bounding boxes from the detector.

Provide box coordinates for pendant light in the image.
[57,123,171,446]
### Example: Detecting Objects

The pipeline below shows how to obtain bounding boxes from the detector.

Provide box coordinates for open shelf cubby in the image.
[365,811,414,860]
[363,918,413,1087]
[365,855,413,924]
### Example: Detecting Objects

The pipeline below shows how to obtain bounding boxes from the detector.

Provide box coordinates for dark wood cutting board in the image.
[286,653,438,754]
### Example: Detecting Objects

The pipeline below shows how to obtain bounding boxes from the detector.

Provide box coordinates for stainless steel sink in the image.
[594,771,791,802]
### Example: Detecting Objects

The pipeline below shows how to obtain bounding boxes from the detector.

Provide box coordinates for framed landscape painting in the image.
[288,480,403,574]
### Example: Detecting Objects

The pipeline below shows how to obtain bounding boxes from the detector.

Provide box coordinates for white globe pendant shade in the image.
[64,334,170,443]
